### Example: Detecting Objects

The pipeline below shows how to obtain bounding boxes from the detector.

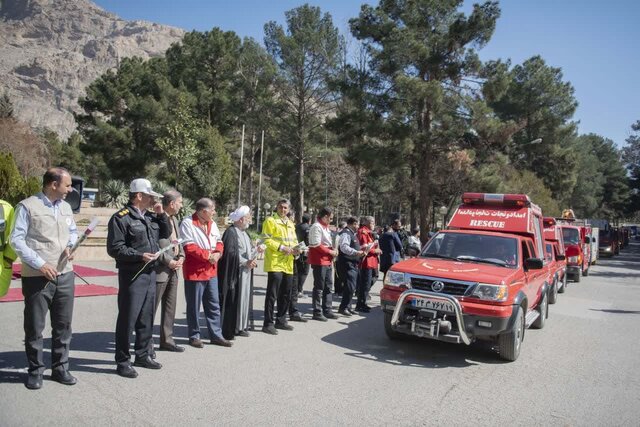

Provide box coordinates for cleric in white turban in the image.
[218,205,256,339]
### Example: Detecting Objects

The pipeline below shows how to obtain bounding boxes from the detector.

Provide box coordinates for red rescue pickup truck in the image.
[560,225,591,282]
[543,217,567,304]
[381,193,551,362]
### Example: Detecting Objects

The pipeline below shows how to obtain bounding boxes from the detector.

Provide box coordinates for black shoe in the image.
[25,373,43,390]
[133,356,162,370]
[117,365,138,378]
[347,308,358,315]
[275,322,294,331]
[355,306,371,313]
[189,338,204,348]
[159,344,185,353]
[324,311,337,319]
[236,330,250,337]
[338,308,352,317]
[290,313,308,322]
[51,370,77,386]
[262,325,278,335]
[312,313,328,322]
[211,337,233,347]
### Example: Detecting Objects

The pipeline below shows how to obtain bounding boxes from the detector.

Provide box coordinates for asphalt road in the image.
[1,243,639,426]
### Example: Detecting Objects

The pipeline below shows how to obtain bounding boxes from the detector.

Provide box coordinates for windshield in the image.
[562,227,580,245]
[421,232,518,268]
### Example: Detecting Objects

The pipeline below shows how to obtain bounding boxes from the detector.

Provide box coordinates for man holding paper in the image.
[107,178,170,378]
[10,167,78,390]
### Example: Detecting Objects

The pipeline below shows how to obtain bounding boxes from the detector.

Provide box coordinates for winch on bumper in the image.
[384,289,514,345]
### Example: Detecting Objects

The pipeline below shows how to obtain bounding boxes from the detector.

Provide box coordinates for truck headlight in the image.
[567,256,578,263]
[384,271,409,288]
[472,283,508,302]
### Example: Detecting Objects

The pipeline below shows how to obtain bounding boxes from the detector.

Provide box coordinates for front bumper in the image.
[384,289,514,345]
[566,265,581,275]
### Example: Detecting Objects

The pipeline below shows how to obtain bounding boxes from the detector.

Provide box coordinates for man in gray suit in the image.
[151,190,185,354]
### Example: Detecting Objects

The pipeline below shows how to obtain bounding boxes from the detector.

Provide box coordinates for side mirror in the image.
[525,258,543,270]
[556,254,566,261]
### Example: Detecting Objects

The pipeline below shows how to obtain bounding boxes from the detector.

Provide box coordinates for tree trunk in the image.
[297,149,305,223]
[410,163,417,231]
[354,163,362,217]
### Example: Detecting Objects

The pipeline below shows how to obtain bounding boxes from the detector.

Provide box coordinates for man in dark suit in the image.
[150,190,185,355]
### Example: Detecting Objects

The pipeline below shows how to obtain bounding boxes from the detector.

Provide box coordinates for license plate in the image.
[411,297,455,313]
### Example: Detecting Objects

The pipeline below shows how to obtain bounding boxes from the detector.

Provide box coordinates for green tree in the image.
[165,29,242,133]
[622,120,640,218]
[351,0,501,240]
[0,152,25,205]
[156,95,200,188]
[487,56,579,202]
[264,4,341,220]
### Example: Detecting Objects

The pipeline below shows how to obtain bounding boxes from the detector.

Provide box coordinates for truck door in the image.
[522,239,544,310]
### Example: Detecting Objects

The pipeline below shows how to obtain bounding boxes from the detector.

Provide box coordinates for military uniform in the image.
[107,204,170,369]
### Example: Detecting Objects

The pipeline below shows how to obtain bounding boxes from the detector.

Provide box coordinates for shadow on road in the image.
[589,308,640,315]
[320,308,506,368]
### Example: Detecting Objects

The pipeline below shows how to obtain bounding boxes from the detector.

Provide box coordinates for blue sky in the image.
[93,0,639,148]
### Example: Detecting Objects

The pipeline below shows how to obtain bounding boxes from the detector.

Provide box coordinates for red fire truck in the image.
[557,210,591,282]
[381,193,551,362]
[543,217,567,304]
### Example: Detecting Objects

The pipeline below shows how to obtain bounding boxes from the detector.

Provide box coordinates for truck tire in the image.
[384,312,407,340]
[532,290,548,329]
[558,273,567,294]
[574,270,581,283]
[549,277,558,304]
[498,305,524,362]
[583,266,589,277]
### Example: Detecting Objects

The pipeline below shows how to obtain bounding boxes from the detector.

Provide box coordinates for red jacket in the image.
[181,214,224,281]
[357,225,378,269]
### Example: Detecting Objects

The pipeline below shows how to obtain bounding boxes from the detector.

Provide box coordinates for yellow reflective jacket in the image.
[262,213,298,274]
[0,200,17,297]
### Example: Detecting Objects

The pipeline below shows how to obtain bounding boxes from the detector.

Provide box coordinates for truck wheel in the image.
[583,266,589,277]
[384,312,407,340]
[574,270,581,283]
[549,277,558,304]
[498,305,524,362]
[558,273,567,294]
[532,290,548,329]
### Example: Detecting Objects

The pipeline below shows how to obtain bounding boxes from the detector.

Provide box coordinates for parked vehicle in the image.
[543,217,567,303]
[589,227,599,265]
[560,225,591,282]
[598,226,618,257]
[380,193,551,362]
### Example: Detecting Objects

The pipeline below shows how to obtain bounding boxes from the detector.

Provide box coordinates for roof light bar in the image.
[461,193,531,207]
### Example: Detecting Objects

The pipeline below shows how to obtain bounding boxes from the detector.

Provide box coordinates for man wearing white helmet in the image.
[107,178,171,379]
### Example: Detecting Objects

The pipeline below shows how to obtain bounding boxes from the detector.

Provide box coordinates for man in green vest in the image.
[0,199,17,297]
[10,167,78,390]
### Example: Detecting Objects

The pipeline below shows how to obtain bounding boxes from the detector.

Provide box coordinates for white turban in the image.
[229,205,251,222]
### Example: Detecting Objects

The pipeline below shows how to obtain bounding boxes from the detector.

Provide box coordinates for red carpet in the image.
[12,264,117,279]
[0,284,118,303]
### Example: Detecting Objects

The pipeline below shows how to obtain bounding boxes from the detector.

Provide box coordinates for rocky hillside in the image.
[0,0,185,139]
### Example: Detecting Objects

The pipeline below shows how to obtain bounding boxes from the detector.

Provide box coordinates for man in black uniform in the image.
[337,217,364,316]
[107,178,170,378]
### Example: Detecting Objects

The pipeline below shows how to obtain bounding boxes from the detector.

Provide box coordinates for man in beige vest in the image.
[10,167,78,390]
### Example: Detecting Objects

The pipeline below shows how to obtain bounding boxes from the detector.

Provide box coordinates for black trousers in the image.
[338,262,359,311]
[311,265,333,315]
[22,272,75,374]
[334,265,344,295]
[294,257,309,293]
[289,262,301,316]
[115,268,156,368]
[264,272,292,327]
[356,268,374,309]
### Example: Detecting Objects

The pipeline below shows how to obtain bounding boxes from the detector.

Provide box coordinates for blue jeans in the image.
[184,278,224,341]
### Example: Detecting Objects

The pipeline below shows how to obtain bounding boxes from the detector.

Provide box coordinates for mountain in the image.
[0,0,185,139]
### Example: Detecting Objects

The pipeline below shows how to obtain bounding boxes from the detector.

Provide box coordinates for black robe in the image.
[219,226,241,340]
